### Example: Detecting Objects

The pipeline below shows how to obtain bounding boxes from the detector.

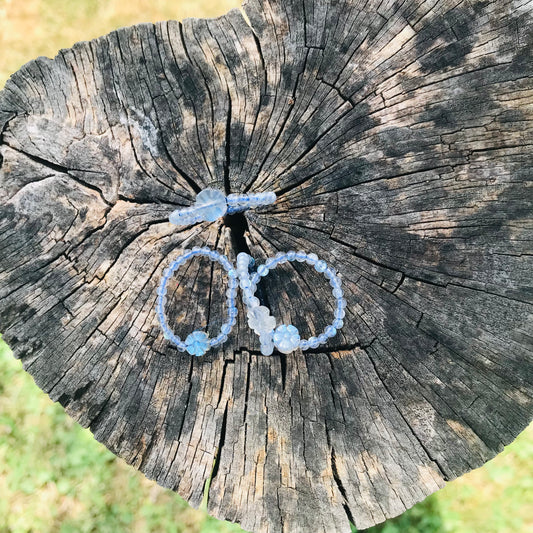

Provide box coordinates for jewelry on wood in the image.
[169,188,277,226]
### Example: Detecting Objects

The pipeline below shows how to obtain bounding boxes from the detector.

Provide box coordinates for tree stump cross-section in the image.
[0,0,532,531]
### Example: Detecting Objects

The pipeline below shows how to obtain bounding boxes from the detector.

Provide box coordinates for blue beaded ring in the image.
[169,188,277,226]
[156,247,238,356]
[236,251,346,355]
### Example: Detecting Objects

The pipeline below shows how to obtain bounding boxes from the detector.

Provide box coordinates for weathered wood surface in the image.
[1,0,532,531]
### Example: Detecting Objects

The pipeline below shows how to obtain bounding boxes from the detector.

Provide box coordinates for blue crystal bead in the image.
[314,260,327,272]
[257,265,269,276]
[300,340,310,351]
[185,331,210,356]
[325,325,337,338]
[273,324,300,354]
[333,319,344,329]
[195,188,227,222]
[308,336,320,349]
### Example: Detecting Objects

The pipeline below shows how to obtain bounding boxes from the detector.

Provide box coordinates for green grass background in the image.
[0,1,532,531]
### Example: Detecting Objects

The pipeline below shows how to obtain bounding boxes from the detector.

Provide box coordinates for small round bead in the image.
[240,279,252,290]
[305,253,318,264]
[227,297,236,308]
[251,273,261,285]
[325,326,337,338]
[295,251,307,262]
[308,336,320,348]
[332,288,343,298]
[229,307,238,317]
[257,265,269,276]
[334,308,346,319]
[339,298,347,309]
[318,333,328,344]
[228,278,238,289]
[333,318,344,329]
[314,260,327,272]
[228,269,237,278]
[221,323,232,335]
[300,340,310,351]
[287,250,296,261]
[229,316,237,326]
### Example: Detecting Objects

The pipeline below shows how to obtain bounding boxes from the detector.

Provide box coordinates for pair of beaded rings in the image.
[156,189,346,356]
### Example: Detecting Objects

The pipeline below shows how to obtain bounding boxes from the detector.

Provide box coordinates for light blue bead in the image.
[300,340,310,351]
[273,324,300,354]
[251,273,261,285]
[240,279,251,290]
[325,326,336,338]
[295,251,307,262]
[228,269,237,278]
[333,319,344,329]
[332,288,343,298]
[228,278,238,289]
[229,316,237,326]
[334,308,346,319]
[308,336,320,348]
[287,251,296,261]
[221,323,232,334]
[227,297,236,308]
[229,307,238,317]
[314,260,327,272]
[185,331,210,356]
[195,188,227,222]
[305,253,318,264]
[340,298,347,308]
[318,333,328,344]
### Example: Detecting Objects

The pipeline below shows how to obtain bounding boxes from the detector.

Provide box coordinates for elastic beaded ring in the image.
[156,247,238,356]
[237,251,346,355]
[169,188,277,226]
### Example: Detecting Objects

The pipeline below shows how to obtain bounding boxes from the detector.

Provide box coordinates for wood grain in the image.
[0,0,532,531]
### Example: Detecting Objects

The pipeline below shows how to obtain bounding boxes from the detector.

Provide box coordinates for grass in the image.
[0,1,532,531]
[0,335,531,532]
[0,0,243,89]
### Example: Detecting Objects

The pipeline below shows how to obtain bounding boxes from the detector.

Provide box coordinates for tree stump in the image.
[1,0,532,531]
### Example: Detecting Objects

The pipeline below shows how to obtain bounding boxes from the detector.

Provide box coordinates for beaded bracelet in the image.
[236,251,346,355]
[169,188,277,226]
[157,247,346,356]
[156,247,239,356]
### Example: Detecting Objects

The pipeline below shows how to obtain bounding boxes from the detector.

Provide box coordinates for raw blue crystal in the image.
[185,331,210,356]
